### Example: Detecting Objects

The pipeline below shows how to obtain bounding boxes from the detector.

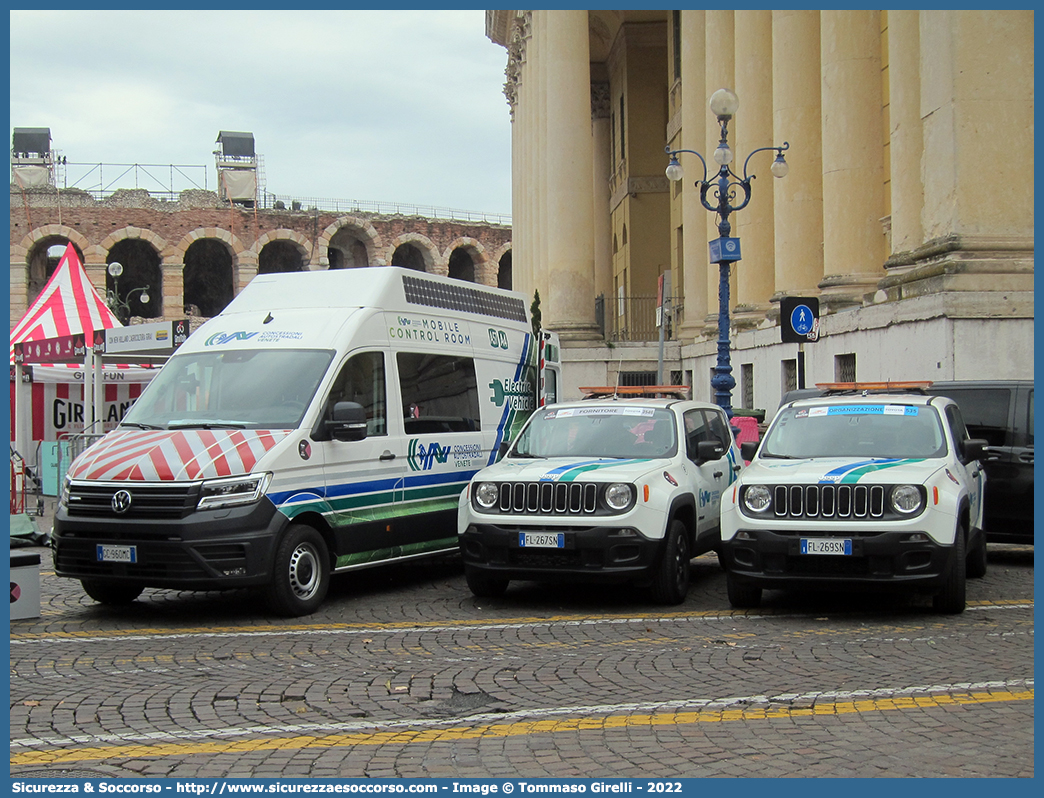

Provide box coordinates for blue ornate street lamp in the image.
[666,88,789,416]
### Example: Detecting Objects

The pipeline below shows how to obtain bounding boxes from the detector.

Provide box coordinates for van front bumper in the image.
[52,497,287,591]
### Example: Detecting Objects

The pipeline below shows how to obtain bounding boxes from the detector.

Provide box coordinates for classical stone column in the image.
[676,9,708,342]
[885,10,922,262]
[920,10,1033,242]
[732,9,775,329]
[510,13,532,298]
[819,10,886,311]
[540,9,599,341]
[703,10,735,335]
[533,10,549,301]
[591,80,613,308]
[771,11,824,305]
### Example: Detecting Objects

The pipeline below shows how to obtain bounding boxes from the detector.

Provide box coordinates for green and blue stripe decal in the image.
[818,458,924,484]
[489,332,533,464]
[538,459,650,482]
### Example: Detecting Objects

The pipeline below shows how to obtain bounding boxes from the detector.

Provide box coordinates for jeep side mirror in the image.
[326,401,368,442]
[695,440,725,464]
[740,440,759,461]
[961,437,988,463]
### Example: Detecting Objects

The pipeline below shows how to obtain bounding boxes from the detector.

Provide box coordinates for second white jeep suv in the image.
[458,390,743,604]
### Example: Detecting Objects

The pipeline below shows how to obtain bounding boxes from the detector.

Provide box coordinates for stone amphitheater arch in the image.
[318,216,384,268]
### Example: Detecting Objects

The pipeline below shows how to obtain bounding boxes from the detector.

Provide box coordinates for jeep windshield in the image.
[760,403,948,460]
[511,406,678,459]
[121,348,334,430]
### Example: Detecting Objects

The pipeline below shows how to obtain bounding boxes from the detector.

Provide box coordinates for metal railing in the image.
[262,194,511,225]
[596,295,685,342]
[56,432,108,490]
[16,159,512,225]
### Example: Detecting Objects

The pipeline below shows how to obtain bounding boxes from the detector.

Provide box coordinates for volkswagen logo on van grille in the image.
[111,489,133,514]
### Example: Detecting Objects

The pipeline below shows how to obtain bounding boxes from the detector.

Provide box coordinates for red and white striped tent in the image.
[10,242,121,355]
[10,244,157,444]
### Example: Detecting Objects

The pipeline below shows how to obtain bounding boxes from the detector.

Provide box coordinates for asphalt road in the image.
[9,534,1034,780]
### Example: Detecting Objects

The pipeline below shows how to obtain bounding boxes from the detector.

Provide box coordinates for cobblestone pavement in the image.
[9,529,1034,780]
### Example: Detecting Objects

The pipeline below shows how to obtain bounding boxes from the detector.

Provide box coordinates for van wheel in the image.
[465,567,508,598]
[650,519,690,605]
[933,526,967,614]
[81,579,143,605]
[966,531,987,579]
[726,573,762,609]
[266,524,330,617]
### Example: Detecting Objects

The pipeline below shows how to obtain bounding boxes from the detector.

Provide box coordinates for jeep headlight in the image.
[197,473,271,511]
[474,482,500,510]
[604,483,634,512]
[742,485,772,513]
[890,485,924,515]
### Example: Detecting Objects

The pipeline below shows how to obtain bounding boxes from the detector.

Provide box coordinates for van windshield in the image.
[512,406,678,459]
[761,404,948,460]
[122,349,334,430]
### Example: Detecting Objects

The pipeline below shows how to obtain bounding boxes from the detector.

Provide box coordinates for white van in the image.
[52,267,560,616]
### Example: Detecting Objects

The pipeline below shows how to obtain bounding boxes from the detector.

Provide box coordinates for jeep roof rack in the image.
[579,385,691,400]
[814,381,933,396]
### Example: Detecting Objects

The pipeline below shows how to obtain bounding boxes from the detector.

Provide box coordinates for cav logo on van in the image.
[408,439,450,471]
[488,328,509,350]
[205,331,260,346]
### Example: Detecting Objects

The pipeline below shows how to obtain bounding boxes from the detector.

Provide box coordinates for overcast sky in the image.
[9,9,514,215]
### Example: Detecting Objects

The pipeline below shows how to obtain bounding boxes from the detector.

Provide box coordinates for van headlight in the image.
[604,483,634,512]
[58,475,72,509]
[197,473,271,511]
[474,482,500,510]
[742,485,772,513]
[890,485,924,515]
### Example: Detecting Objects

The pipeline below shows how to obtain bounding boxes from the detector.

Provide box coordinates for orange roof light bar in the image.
[815,381,934,392]
[580,385,691,399]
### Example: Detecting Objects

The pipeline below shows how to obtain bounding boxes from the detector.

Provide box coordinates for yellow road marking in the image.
[11,689,1033,765]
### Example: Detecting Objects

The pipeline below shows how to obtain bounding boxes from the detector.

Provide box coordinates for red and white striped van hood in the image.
[66,429,292,482]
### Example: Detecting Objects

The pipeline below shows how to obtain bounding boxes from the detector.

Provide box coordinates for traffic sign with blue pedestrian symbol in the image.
[791,304,814,336]
[780,296,820,343]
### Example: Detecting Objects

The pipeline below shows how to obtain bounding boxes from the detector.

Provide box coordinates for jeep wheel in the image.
[726,573,762,609]
[266,524,330,617]
[650,519,690,605]
[966,530,987,579]
[933,526,967,614]
[465,567,509,598]
[81,579,143,605]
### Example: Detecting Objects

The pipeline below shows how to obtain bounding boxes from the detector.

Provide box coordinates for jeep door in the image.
[682,408,732,545]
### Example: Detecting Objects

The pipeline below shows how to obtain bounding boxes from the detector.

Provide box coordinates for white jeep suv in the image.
[458,392,743,604]
[720,383,988,613]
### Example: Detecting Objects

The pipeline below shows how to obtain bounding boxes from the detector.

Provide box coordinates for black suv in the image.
[927,381,1033,544]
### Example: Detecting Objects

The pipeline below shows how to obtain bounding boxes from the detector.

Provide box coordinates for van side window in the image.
[397,353,480,433]
[327,352,387,436]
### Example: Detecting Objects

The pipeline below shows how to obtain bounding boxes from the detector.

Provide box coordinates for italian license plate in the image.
[96,544,137,563]
[519,532,564,549]
[800,538,852,555]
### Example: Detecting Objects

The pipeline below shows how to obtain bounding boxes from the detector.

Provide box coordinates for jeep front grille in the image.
[771,484,886,520]
[493,482,599,515]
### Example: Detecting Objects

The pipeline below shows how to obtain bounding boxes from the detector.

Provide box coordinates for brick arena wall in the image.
[10,187,513,327]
